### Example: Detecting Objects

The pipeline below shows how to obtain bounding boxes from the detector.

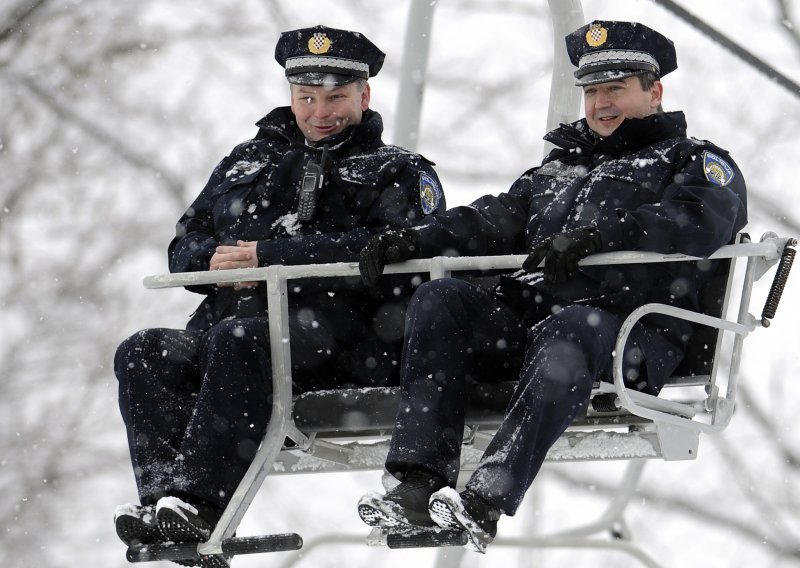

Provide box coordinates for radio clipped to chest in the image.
[297,145,329,222]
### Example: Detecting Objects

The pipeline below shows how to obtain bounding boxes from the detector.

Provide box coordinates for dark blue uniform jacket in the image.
[169,107,444,331]
[408,111,747,391]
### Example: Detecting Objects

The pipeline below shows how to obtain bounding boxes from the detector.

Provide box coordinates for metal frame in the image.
[545,0,585,135]
[393,0,437,151]
[141,234,790,563]
[393,0,584,155]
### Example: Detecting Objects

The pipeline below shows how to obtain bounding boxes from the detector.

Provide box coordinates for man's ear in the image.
[650,80,664,110]
[361,83,371,111]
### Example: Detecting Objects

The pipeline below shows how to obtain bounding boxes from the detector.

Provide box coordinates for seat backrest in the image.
[669,234,744,380]
[292,382,519,434]
[293,235,747,436]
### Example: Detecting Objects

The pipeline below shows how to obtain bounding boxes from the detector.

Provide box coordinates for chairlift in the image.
[125,1,798,566]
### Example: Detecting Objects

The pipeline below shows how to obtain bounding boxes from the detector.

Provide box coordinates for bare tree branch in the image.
[0,0,51,43]
[710,433,800,548]
[777,0,800,52]
[6,72,187,208]
[738,381,800,468]
[546,467,800,559]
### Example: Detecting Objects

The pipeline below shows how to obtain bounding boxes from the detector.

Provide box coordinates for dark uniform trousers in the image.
[385,278,634,516]
[115,306,384,509]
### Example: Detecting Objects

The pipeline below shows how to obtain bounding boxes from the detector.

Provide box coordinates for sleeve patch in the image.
[419,172,442,214]
[702,151,735,186]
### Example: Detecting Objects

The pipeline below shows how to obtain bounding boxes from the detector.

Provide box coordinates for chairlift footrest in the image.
[385,527,468,549]
[126,533,303,562]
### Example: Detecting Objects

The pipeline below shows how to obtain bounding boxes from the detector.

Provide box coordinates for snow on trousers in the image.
[115,314,340,510]
[385,278,638,515]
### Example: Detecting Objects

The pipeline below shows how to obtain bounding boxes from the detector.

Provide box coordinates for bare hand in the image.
[210,240,260,288]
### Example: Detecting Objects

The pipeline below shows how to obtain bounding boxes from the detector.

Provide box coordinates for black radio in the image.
[297,145,329,222]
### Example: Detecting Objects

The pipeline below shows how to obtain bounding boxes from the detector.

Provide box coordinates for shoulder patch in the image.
[419,172,442,214]
[702,151,735,186]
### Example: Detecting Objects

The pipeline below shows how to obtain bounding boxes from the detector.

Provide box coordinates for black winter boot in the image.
[114,503,161,546]
[155,496,228,568]
[357,469,446,528]
[428,487,501,553]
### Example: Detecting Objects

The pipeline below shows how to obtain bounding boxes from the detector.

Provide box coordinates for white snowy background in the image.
[1,1,799,567]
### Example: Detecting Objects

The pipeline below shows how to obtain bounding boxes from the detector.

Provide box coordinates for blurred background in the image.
[1,1,799,566]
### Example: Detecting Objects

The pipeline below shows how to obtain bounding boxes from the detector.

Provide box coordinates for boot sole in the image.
[357,492,435,528]
[357,493,404,527]
[156,506,211,543]
[154,509,231,567]
[429,489,492,554]
[115,514,162,546]
[154,506,210,567]
[154,501,231,567]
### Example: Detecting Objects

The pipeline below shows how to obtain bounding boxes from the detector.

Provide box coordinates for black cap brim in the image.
[575,68,646,86]
[287,72,360,87]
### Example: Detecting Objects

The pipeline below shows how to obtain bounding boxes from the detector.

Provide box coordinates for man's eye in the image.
[304,97,313,104]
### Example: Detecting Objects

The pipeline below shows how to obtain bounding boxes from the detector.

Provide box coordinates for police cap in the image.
[275,25,385,86]
[566,21,677,86]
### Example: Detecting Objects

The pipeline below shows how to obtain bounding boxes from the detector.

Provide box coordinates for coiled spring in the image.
[591,393,621,413]
[761,239,797,326]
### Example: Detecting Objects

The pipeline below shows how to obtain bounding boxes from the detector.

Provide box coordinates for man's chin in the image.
[311,126,343,140]
[590,119,621,137]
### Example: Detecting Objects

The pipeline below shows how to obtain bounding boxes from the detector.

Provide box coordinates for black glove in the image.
[523,226,602,284]
[359,229,419,286]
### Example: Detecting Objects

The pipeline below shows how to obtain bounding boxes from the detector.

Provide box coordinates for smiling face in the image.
[290,81,370,141]
[582,75,663,137]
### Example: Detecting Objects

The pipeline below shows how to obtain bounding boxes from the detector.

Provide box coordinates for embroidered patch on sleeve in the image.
[702,151,735,186]
[419,173,442,214]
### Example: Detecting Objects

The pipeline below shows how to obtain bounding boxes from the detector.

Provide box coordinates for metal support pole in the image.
[544,0,584,156]
[197,266,295,555]
[394,0,438,150]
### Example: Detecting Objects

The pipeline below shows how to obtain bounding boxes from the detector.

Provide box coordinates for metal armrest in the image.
[609,303,752,434]
[608,233,794,435]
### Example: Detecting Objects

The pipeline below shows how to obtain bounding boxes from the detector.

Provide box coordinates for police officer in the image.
[112,25,445,561]
[357,21,746,553]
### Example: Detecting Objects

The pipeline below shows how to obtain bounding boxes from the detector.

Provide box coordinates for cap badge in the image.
[585,24,608,48]
[308,32,332,55]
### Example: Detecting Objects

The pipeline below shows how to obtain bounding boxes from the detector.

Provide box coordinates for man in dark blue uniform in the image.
[112,25,444,565]
[357,21,746,553]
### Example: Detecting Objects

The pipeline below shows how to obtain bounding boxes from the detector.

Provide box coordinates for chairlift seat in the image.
[134,233,795,566]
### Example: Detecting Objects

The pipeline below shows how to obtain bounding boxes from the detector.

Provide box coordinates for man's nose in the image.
[313,101,332,117]
[594,91,612,107]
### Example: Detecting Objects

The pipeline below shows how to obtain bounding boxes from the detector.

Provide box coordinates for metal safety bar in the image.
[143,239,784,290]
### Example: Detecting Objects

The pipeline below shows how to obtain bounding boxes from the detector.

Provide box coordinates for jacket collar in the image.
[543,111,687,163]
[255,107,384,151]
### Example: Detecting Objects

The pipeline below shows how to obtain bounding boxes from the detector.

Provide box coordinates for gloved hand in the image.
[359,229,419,286]
[523,226,602,284]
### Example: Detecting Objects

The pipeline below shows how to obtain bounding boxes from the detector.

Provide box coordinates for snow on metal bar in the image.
[142,240,785,290]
